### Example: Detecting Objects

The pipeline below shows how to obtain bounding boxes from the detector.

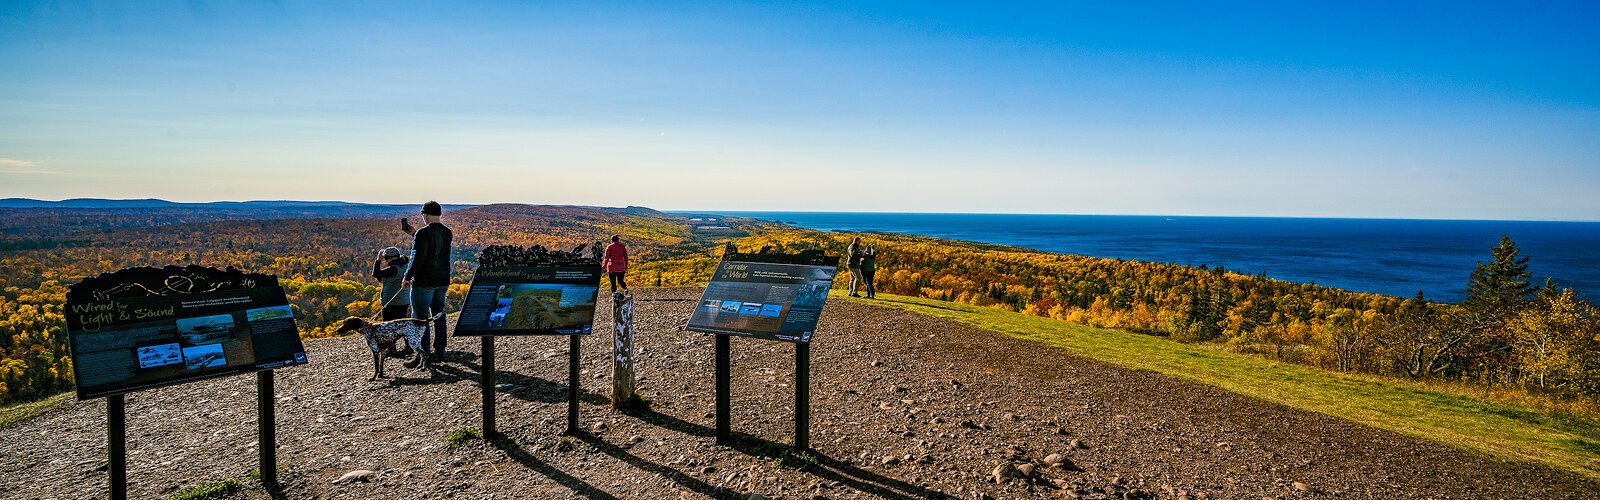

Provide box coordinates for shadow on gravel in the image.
[619,405,715,438]
[801,452,949,500]
[619,407,945,499]
[262,478,288,500]
[448,355,612,405]
[381,355,472,387]
[574,433,734,499]
[491,435,620,500]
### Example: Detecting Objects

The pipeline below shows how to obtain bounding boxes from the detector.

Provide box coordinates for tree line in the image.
[644,230,1600,400]
[1,206,1593,408]
[0,205,739,405]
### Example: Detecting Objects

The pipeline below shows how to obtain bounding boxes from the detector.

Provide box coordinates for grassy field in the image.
[0,392,73,429]
[849,292,1600,482]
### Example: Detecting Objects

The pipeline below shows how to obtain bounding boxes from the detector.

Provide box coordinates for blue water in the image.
[700,212,1600,303]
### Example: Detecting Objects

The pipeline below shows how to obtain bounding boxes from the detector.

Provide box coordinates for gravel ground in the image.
[1,287,1595,499]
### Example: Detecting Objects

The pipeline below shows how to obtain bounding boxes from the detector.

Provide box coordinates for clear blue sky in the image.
[2,1,1597,219]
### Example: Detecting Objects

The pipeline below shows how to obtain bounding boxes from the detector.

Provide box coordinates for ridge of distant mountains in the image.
[0,198,417,209]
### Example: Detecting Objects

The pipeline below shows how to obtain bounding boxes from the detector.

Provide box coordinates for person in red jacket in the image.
[603,235,629,293]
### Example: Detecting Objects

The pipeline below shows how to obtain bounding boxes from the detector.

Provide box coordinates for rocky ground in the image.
[2,287,1596,499]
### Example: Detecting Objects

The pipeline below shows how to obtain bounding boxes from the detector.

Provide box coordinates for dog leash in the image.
[369,283,409,321]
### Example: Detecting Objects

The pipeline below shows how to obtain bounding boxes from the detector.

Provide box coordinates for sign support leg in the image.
[566,334,580,435]
[795,342,810,452]
[715,334,731,444]
[257,370,277,485]
[482,336,496,438]
[108,394,126,500]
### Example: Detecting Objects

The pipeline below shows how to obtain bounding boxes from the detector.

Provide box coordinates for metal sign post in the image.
[715,334,731,444]
[795,342,810,451]
[257,371,277,485]
[481,337,497,438]
[107,395,126,500]
[567,335,581,435]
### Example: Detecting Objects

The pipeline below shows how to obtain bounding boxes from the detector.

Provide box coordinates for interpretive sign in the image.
[65,266,307,399]
[691,248,838,451]
[453,245,603,336]
[688,250,840,342]
[457,244,604,438]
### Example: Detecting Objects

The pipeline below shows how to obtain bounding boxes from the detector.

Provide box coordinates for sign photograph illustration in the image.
[454,245,603,336]
[688,251,839,343]
[64,266,308,399]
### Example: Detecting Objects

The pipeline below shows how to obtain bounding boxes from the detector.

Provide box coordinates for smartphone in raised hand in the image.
[401,217,415,235]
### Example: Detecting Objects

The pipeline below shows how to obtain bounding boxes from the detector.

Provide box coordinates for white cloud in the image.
[0,157,61,175]
[0,157,113,177]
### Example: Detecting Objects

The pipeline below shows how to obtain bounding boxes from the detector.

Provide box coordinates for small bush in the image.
[247,466,286,480]
[445,427,481,446]
[170,479,240,500]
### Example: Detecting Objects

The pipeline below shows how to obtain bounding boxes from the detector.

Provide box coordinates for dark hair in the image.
[611,235,620,242]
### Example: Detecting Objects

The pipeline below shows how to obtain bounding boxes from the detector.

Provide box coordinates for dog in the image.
[335,314,441,381]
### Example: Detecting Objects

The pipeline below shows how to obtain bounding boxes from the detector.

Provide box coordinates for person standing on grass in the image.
[604,235,629,294]
[403,201,453,361]
[372,246,412,320]
[860,245,878,299]
[846,237,864,297]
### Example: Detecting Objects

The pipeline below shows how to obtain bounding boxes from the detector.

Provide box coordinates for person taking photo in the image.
[403,201,453,361]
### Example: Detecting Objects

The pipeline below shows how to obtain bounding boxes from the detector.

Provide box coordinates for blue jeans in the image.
[411,285,450,355]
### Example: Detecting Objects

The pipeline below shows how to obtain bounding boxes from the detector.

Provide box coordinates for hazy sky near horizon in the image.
[2,1,1598,220]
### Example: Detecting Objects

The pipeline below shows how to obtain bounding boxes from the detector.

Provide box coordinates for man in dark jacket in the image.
[403,201,453,360]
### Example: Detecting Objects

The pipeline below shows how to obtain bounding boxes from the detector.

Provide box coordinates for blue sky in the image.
[2,1,1597,219]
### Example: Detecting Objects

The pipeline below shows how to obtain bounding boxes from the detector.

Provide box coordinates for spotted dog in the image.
[335,314,440,380]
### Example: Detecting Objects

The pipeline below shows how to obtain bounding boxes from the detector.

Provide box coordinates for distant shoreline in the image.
[697,210,1600,303]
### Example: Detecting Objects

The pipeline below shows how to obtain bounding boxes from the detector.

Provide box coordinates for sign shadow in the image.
[489,435,619,500]
[618,406,945,499]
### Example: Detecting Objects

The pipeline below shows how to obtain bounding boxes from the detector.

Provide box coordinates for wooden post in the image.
[107,394,126,500]
[611,292,637,407]
[482,336,496,438]
[257,371,277,485]
[714,334,731,444]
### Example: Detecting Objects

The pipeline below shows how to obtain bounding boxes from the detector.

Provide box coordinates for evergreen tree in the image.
[1463,235,1534,311]
[1453,236,1537,383]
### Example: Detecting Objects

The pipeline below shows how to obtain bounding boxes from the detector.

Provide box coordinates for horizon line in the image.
[3,196,1597,224]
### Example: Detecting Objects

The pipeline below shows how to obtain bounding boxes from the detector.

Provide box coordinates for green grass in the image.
[246,466,285,480]
[445,427,481,446]
[852,292,1600,481]
[169,479,240,500]
[0,392,73,429]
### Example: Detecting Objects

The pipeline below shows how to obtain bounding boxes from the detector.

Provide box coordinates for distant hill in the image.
[0,198,427,209]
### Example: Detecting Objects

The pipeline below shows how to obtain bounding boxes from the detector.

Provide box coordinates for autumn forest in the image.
[1,204,1596,416]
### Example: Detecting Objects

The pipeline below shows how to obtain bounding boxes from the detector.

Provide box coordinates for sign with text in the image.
[454,265,603,336]
[688,256,839,343]
[65,267,307,399]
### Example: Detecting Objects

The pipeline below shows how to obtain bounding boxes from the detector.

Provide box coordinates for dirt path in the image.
[2,287,1595,499]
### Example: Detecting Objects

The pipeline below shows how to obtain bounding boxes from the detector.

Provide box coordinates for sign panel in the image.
[454,265,603,335]
[688,257,838,342]
[65,267,307,399]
